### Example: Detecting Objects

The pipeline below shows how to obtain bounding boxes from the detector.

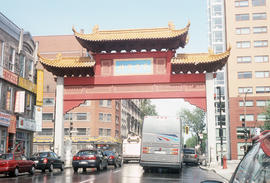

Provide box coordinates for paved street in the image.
[0,163,227,183]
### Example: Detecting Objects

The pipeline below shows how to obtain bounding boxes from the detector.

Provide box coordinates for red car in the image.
[0,153,35,177]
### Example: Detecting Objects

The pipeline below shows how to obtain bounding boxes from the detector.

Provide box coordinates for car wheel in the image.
[73,167,78,173]
[60,163,64,171]
[49,164,53,172]
[42,168,46,173]
[83,168,87,172]
[29,165,35,175]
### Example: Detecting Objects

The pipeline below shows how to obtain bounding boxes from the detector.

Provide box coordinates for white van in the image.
[140,116,183,172]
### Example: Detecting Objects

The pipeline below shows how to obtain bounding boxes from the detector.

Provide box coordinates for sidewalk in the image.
[200,160,240,182]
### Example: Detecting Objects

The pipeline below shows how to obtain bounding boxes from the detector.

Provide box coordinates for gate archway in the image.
[38,22,230,164]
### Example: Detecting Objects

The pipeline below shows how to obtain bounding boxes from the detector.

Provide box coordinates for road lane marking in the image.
[80,177,96,183]
[113,169,121,173]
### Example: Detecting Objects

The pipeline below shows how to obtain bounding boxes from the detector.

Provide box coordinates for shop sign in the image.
[36,70,44,106]
[0,111,10,127]
[18,77,36,94]
[14,91,25,113]
[35,106,42,132]
[3,68,18,85]
[114,58,153,76]
[18,117,36,131]
[8,115,16,133]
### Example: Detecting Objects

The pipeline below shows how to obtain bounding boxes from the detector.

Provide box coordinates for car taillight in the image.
[85,156,96,160]
[194,154,198,158]
[142,147,149,154]
[171,148,179,155]
[43,158,48,164]
[0,162,7,167]
[109,155,115,159]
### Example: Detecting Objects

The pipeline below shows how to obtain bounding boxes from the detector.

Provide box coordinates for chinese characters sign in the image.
[114,58,153,76]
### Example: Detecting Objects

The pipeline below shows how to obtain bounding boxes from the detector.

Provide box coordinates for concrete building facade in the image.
[225,0,269,159]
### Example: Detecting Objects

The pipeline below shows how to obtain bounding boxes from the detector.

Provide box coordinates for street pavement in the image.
[0,163,227,183]
[200,160,240,182]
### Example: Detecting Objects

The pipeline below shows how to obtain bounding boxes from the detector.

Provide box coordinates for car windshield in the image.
[183,149,195,154]
[77,150,96,156]
[33,152,48,158]
[104,151,115,156]
[0,154,13,160]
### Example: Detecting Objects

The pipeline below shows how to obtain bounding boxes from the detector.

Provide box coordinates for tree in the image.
[185,136,197,148]
[262,103,270,130]
[140,99,158,118]
[180,108,206,152]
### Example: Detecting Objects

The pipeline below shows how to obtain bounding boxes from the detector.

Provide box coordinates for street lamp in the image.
[216,86,223,166]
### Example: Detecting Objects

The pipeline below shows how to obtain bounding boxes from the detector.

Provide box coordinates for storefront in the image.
[0,111,10,154]
[16,117,35,156]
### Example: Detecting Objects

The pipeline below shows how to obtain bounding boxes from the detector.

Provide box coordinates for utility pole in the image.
[217,86,223,166]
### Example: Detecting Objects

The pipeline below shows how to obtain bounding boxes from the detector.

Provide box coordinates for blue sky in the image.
[1,0,208,116]
[1,0,208,53]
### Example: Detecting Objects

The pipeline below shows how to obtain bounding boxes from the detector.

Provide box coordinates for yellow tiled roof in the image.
[171,47,231,64]
[72,22,190,41]
[38,53,95,68]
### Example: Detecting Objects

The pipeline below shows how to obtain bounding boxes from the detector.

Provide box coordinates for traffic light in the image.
[185,126,189,135]
[242,118,245,127]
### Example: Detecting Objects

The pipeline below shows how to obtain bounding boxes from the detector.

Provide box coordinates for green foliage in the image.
[262,103,270,130]
[140,99,158,118]
[185,136,197,148]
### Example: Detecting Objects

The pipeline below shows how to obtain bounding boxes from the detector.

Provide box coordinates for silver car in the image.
[183,148,199,165]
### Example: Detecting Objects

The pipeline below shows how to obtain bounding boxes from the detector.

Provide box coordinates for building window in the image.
[253,26,267,34]
[237,56,251,63]
[76,113,87,120]
[212,5,222,16]
[238,71,252,79]
[99,100,112,107]
[42,113,54,120]
[236,27,250,35]
[0,41,3,66]
[19,54,25,77]
[64,113,73,121]
[254,55,269,63]
[213,31,223,42]
[38,128,53,136]
[28,60,33,81]
[213,18,222,29]
[8,47,15,72]
[43,98,54,106]
[240,114,254,121]
[99,128,111,136]
[236,41,250,48]
[256,86,270,93]
[215,115,225,126]
[235,0,249,7]
[239,100,254,107]
[256,100,270,107]
[235,14,249,21]
[216,128,226,141]
[257,114,266,121]
[252,13,267,20]
[237,128,251,139]
[238,87,253,94]
[255,71,269,78]
[77,128,87,136]
[252,0,266,6]
[254,40,268,48]
[99,113,112,122]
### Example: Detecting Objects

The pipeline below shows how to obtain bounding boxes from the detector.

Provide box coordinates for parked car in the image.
[201,130,270,183]
[30,151,64,172]
[72,149,108,172]
[0,153,35,177]
[103,150,122,168]
[183,148,199,165]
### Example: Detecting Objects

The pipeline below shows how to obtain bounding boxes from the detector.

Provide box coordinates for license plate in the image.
[79,161,88,164]
[34,161,39,163]
[155,151,166,154]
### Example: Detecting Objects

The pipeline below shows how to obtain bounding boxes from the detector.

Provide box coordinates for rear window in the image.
[33,152,48,158]
[0,154,13,160]
[183,149,195,154]
[104,151,115,156]
[77,150,96,156]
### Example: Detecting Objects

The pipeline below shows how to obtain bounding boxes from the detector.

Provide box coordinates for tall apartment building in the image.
[207,0,231,160]
[33,35,143,154]
[0,12,38,156]
[225,0,269,159]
